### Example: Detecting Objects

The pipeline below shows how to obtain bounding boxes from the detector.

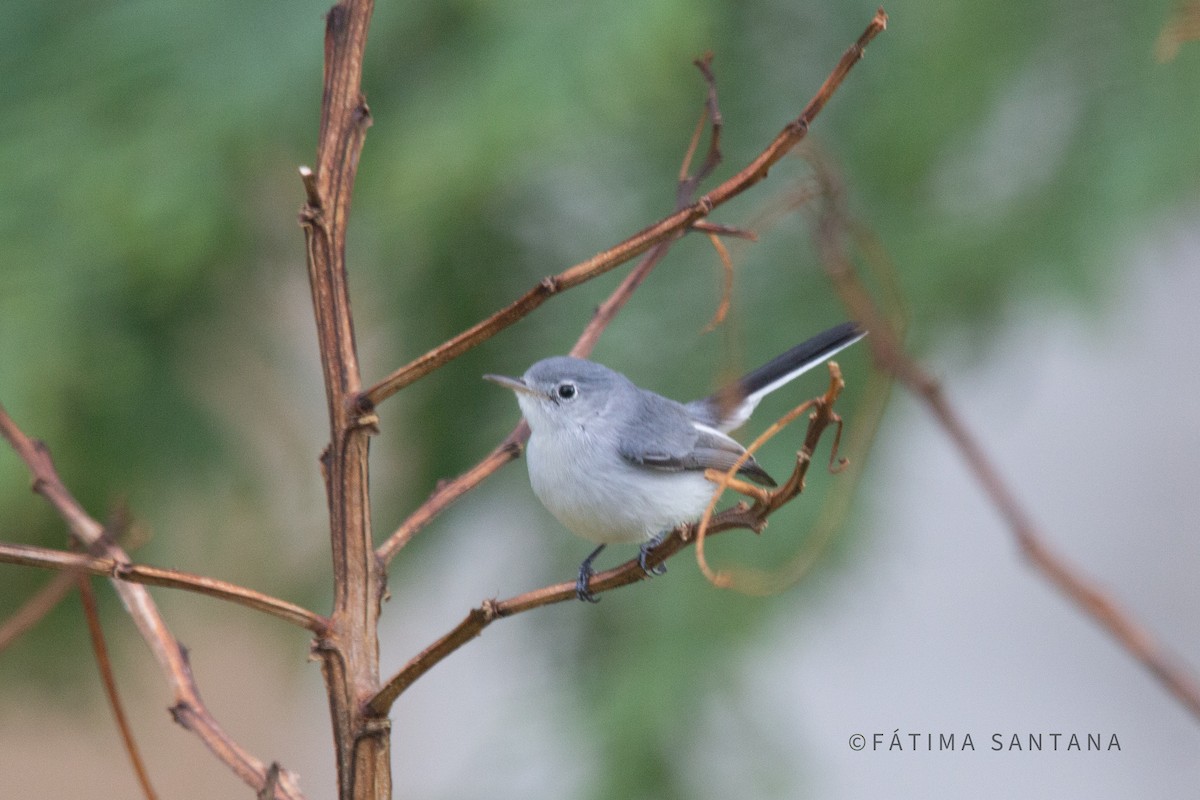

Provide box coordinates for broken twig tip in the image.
[299,166,321,207]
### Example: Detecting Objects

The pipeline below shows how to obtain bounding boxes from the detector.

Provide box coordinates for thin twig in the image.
[0,568,78,653]
[690,221,757,240]
[676,83,709,186]
[750,365,891,595]
[812,158,1200,722]
[79,576,159,800]
[0,541,327,634]
[693,364,844,589]
[917,372,1200,721]
[700,231,735,332]
[676,52,724,204]
[359,8,887,409]
[0,405,306,799]
[377,425,527,565]
[368,373,848,715]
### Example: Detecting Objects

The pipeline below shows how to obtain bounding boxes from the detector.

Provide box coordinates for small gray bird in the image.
[485,321,865,601]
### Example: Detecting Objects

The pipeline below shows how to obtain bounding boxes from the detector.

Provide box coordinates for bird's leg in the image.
[638,532,668,577]
[704,469,774,505]
[576,544,606,603]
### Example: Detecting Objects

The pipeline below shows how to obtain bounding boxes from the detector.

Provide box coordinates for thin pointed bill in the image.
[483,373,539,397]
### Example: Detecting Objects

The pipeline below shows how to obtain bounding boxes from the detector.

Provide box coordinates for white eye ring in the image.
[556,382,577,400]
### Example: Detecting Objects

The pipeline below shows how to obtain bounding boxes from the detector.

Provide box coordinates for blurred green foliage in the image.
[1,0,1196,796]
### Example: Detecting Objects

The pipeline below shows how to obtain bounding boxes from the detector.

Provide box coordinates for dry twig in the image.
[0,405,306,799]
[812,158,1200,722]
[701,231,736,332]
[0,541,327,633]
[693,364,845,590]
[79,576,159,800]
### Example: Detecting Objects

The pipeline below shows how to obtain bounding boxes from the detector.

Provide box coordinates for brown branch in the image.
[570,52,730,356]
[812,161,1200,722]
[913,371,1200,721]
[0,405,305,799]
[750,364,892,595]
[359,8,887,410]
[0,541,328,634]
[299,1,392,797]
[79,576,159,800]
[368,371,849,715]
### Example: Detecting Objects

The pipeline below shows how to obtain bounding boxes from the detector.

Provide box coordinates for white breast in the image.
[525,424,716,545]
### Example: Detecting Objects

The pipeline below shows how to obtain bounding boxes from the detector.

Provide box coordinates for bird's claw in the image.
[576,544,605,603]
[638,535,667,577]
[575,563,600,603]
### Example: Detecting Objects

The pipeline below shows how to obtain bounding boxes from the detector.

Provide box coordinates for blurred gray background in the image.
[1,0,1197,797]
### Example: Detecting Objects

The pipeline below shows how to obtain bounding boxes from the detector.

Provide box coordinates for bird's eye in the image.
[556,382,577,400]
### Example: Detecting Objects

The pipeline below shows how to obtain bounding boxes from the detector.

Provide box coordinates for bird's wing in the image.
[617,390,777,487]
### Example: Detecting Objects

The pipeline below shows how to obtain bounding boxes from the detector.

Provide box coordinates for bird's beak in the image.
[483,373,538,397]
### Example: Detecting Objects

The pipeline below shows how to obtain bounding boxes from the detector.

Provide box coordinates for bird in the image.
[484,321,865,601]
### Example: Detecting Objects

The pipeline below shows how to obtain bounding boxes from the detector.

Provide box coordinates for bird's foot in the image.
[576,544,605,603]
[638,533,668,577]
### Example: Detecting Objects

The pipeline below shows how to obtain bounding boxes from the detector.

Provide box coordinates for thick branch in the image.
[360,8,887,409]
[0,541,328,634]
[300,1,390,798]
[0,405,305,799]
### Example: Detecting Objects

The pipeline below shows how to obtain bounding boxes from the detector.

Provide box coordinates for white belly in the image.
[525,427,716,544]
